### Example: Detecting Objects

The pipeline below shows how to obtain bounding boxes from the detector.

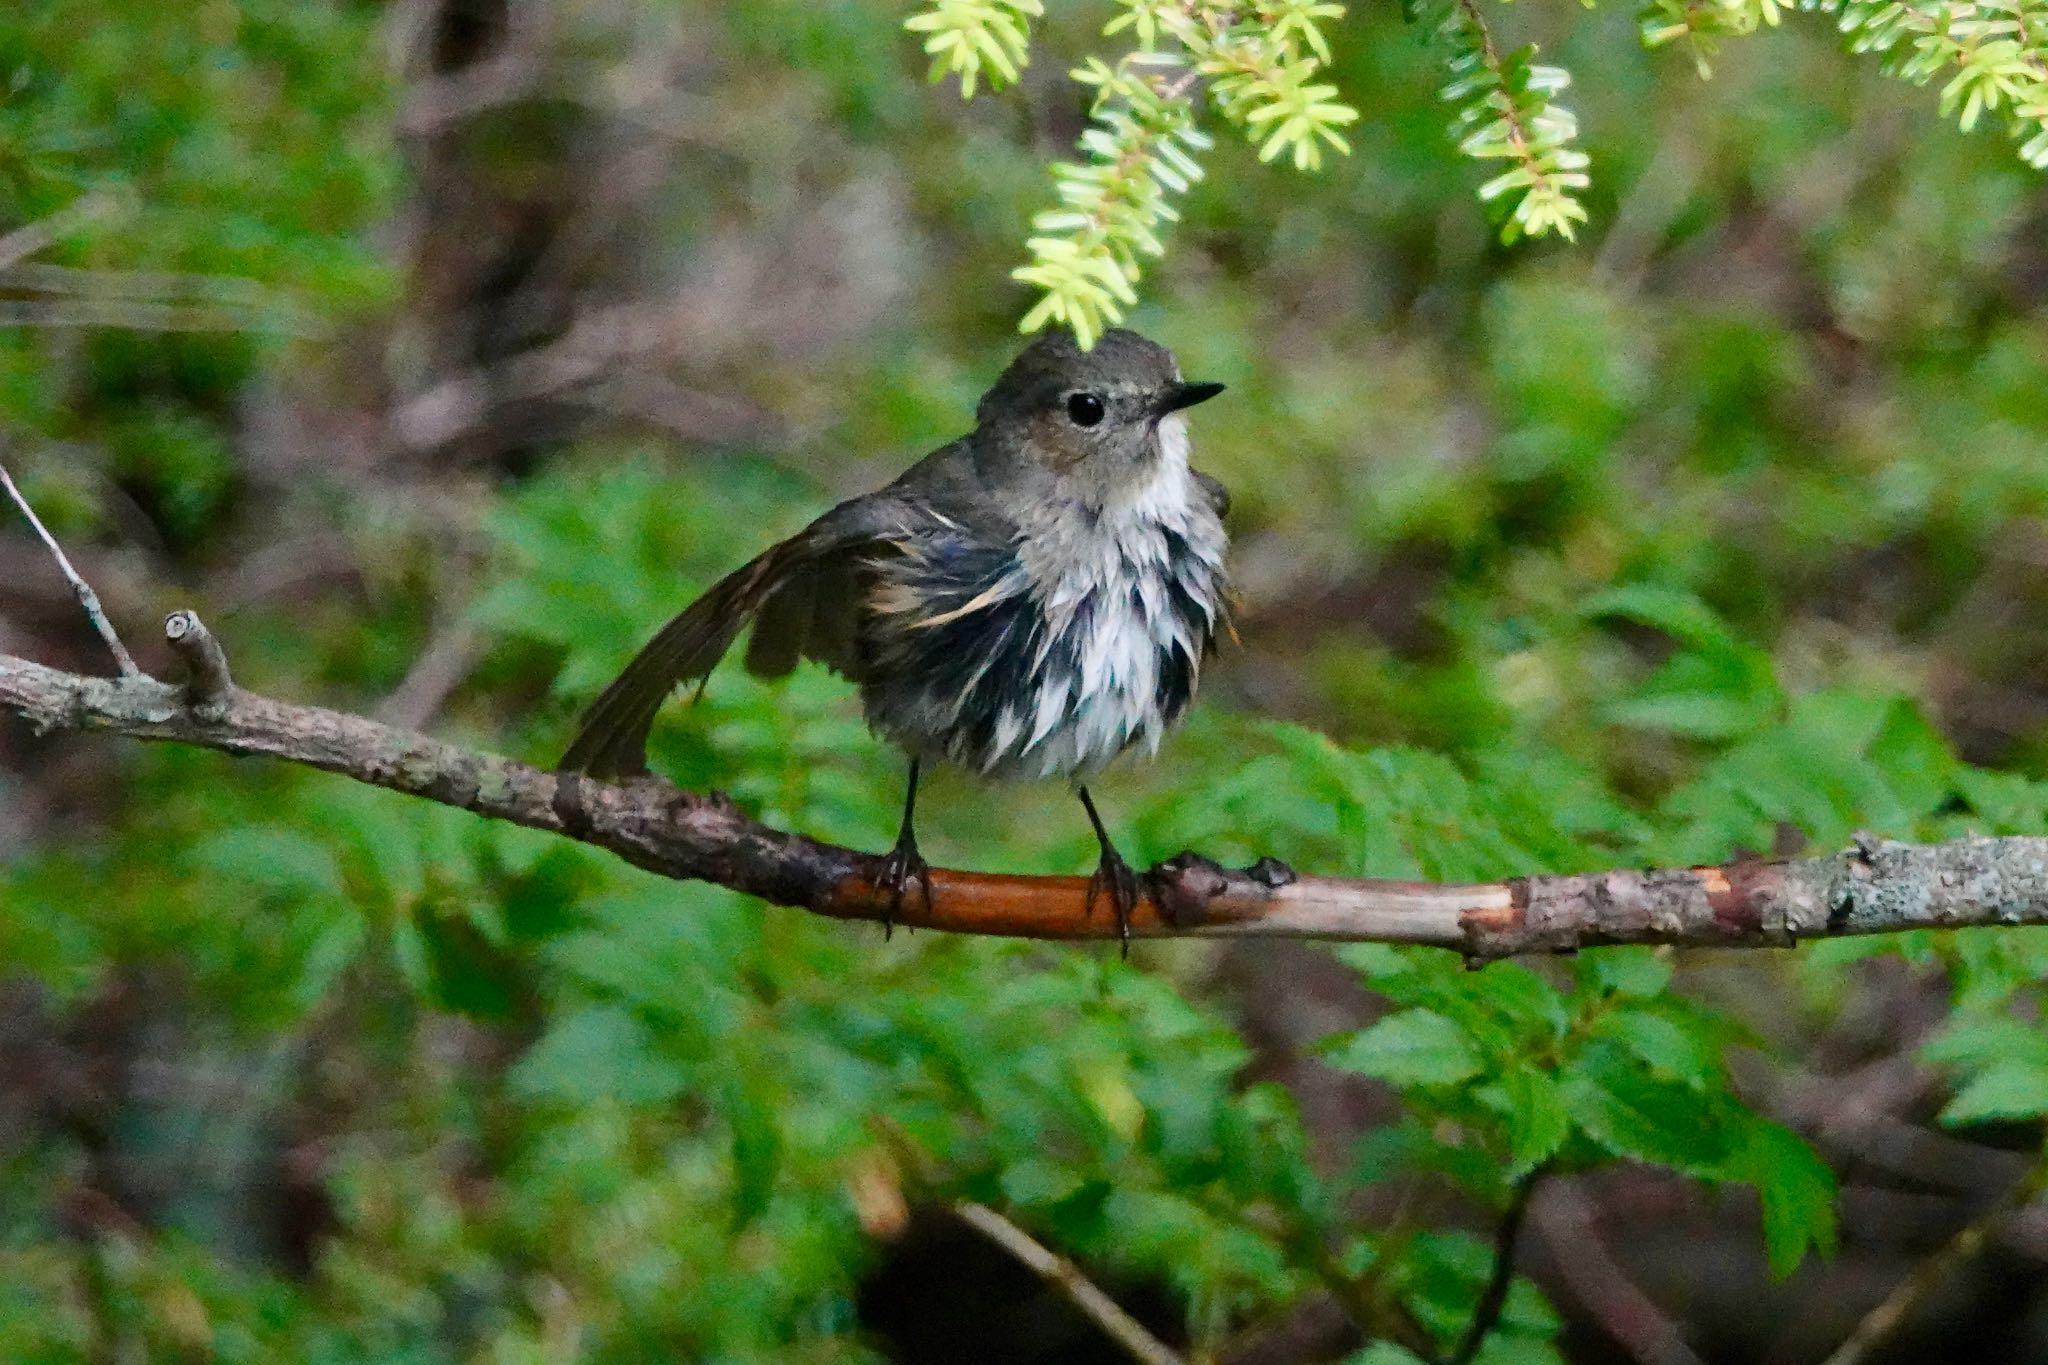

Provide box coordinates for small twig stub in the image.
[164,610,235,706]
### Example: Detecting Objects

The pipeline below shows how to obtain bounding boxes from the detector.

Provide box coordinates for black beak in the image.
[1156,380,1226,415]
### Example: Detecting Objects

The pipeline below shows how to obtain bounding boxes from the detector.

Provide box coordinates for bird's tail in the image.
[558,548,790,778]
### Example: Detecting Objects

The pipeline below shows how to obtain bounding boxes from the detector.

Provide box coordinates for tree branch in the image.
[1819,1162,2048,1365]
[1,459,140,677]
[1443,1166,1547,1365]
[954,1202,1185,1365]
[9,622,2048,949]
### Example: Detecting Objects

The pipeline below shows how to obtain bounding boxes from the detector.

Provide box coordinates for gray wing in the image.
[745,435,1026,680]
[560,488,928,778]
[741,538,871,680]
[1193,468,1230,520]
[746,442,1010,678]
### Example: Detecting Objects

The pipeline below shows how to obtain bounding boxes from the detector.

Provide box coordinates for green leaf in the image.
[1493,1066,1572,1172]
[1577,948,1673,998]
[193,827,348,905]
[726,1078,783,1231]
[1344,1346,1431,1365]
[1605,689,1775,739]
[1940,1059,2048,1125]
[1000,1158,1087,1207]
[1738,1121,1837,1277]
[1560,1044,1735,1175]
[1921,1015,2048,1072]
[1583,584,1741,651]
[510,1006,689,1107]
[1402,1229,1562,1342]
[413,907,522,1020]
[1326,1009,1484,1087]
[1589,1009,1719,1089]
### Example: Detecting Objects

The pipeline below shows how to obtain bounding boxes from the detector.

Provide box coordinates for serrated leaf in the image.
[1560,1045,1734,1175]
[1738,1120,1837,1277]
[1326,1009,1484,1087]
[1590,1009,1719,1089]
[1495,1066,1571,1172]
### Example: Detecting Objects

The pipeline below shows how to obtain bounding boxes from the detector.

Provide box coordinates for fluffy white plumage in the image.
[986,411,1227,780]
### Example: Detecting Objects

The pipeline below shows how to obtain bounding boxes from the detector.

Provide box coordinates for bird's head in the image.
[974,328,1224,503]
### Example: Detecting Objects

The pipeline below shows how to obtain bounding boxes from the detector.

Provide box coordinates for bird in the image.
[559,327,1231,939]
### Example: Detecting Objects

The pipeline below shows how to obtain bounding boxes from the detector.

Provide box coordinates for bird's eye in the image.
[1066,392,1106,427]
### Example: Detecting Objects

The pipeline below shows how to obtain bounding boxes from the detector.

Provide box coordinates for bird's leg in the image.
[876,758,933,934]
[1078,786,1142,953]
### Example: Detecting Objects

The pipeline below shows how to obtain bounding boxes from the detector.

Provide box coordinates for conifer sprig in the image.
[1641,0,2048,168]
[904,0,1046,97]
[1822,0,2048,166]
[901,0,1360,346]
[902,0,2048,344]
[1011,56,1214,350]
[1435,0,1592,243]
[1008,2,1361,347]
[1639,0,1786,76]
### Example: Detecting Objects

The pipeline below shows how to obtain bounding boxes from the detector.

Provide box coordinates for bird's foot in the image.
[1085,846,1145,956]
[877,833,933,938]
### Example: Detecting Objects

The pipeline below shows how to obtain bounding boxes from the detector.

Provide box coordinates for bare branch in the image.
[1532,1182,1707,1365]
[0,460,140,677]
[1820,1163,2048,1365]
[954,1202,1185,1365]
[0,261,286,306]
[1444,1167,1547,1365]
[8,625,2048,950]
[0,298,318,337]
[0,190,125,273]
[374,618,483,730]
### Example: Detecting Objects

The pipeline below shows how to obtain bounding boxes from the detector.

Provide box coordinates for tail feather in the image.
[559,550,785,778]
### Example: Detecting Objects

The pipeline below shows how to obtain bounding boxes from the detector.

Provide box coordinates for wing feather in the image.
[559,494,912,778]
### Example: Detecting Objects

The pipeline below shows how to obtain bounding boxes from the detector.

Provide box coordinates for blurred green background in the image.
[7,0,2048,1361]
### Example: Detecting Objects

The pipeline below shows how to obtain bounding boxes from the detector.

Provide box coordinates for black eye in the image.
[1066,392,1106,427]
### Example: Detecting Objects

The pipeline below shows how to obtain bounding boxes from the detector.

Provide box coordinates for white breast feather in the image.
[984,413,1226,781]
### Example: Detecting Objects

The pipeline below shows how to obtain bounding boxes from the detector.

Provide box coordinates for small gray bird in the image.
[560,328,1230,935]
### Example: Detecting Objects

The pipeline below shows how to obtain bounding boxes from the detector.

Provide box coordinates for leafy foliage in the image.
[1011,55,1216,349]
[904,0,1045,97]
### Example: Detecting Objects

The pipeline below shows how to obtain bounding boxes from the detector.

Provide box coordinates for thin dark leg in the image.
[1078,786,1141,953]
[898,757,921,847]
[877,758,932,933]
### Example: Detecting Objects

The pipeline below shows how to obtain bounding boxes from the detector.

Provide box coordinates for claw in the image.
[1085,844,1144,956]
[877,833,933,938]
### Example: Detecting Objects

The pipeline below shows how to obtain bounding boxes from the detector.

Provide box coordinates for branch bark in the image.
[9,623,2048,952]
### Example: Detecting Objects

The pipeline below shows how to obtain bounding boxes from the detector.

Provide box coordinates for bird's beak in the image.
[1155,381,1226,415]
